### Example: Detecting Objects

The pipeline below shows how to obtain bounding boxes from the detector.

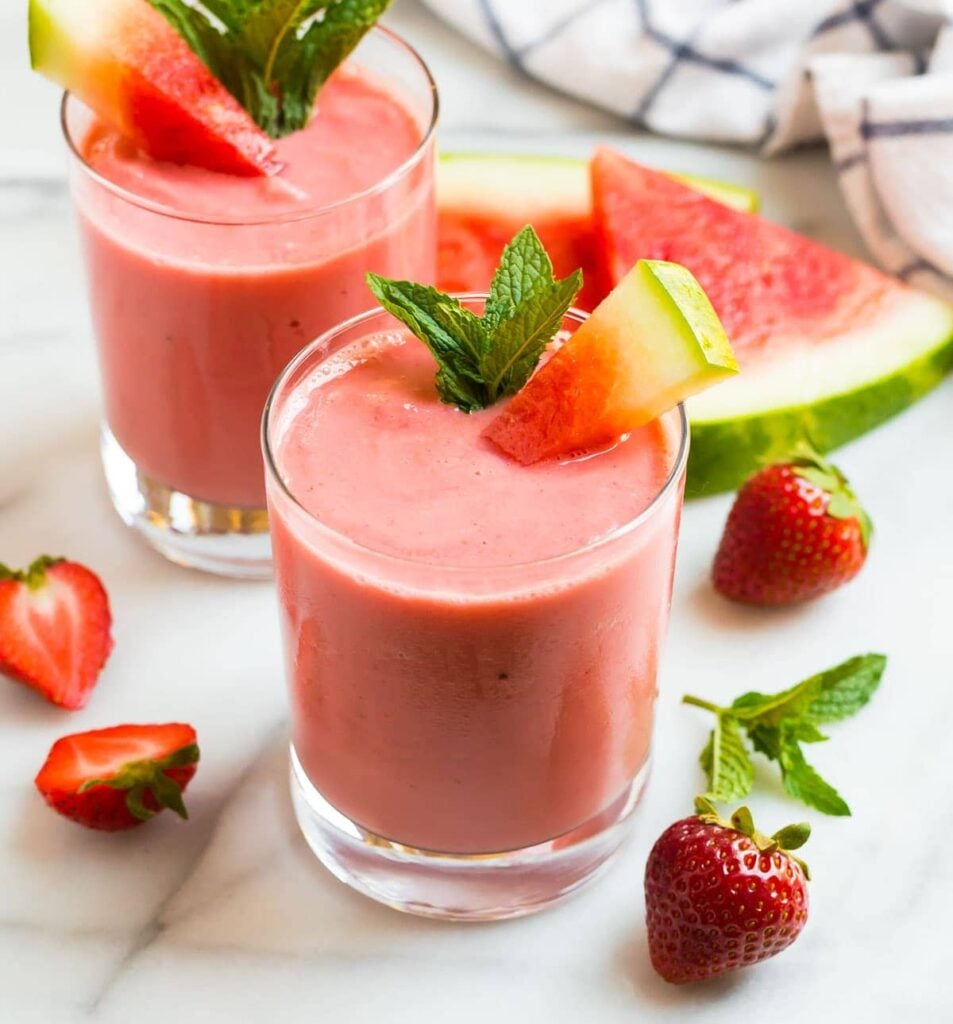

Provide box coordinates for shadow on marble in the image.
[613,929,748,1006]
[682,576,818,636]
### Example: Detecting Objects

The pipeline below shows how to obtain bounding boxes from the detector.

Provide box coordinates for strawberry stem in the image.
[0,555,64,589]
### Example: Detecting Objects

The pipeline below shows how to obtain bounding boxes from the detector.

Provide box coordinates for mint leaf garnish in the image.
[367,226,582,413]
[683,653,886,816]
[778,732,850,817]
[148,0,392,137]
[803,652,886,723]
[699,712,755,803]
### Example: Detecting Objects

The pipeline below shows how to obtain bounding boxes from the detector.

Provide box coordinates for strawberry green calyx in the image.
[693,796,812,878]
[787,442,873,548]
[0,555,64,590]
[79,744,200,822]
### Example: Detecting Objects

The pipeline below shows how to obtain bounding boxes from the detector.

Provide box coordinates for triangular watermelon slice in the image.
[592,147,953,496]
[30,0,279,176]
[437,153,759,312]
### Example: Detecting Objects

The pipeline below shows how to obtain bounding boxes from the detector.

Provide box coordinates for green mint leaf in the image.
[433,303,489,369]
[729,675,822,724]
[237,0,391,136]
[146,0,232,62]
[366,274,489,413]
[366,226,582,412]
[747,722,781,760]
[778,734,851,816]
[483,273,583,400]
[687,653,885,816]
[783,720,828,744]
[484,226,574,328]
[479,227,582,400]
[149,0,391,137]
[700,714,755,803]
[802,653,887,724]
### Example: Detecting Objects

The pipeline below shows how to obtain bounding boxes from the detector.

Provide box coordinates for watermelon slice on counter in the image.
[437,153,758,312]
[437,151,953,497]
[591,148,953,496]
[29,0,279,176]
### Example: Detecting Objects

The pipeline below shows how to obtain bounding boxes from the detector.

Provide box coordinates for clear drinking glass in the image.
[263,300,689,920]
[63,28,438,578]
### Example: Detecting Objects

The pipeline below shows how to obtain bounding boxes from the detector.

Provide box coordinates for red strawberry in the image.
[645,800,810,984]
[0,556,114,708]
[35,723,199,831]
[712,446,871,605]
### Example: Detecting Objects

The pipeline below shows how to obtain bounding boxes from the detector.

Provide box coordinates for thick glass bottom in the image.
[290,746,649,921]
[100,426,272,579]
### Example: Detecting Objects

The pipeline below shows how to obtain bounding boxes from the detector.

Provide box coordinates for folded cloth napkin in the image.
[420,0,953,299]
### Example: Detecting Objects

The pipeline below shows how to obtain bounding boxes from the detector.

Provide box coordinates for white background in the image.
[1,1,951,1021]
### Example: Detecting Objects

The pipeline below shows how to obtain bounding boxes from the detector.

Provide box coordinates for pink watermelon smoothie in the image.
[266,315,687,854]
[70,66,435,509]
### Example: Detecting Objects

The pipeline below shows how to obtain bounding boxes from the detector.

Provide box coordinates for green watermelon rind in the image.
[438,151,760,215]
[438,152,953,497]
[688,327,953,497]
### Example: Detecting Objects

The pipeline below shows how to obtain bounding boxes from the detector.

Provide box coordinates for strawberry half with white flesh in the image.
[0,556,114,709]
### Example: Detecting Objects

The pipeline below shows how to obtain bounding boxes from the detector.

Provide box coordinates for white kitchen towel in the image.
[421,0,953,299]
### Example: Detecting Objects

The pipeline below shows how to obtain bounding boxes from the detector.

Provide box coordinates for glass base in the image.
[290,747,649,921]
[100,427,272,579]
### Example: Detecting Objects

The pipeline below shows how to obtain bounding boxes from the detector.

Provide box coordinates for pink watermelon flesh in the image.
[124,49,280,176]
[35,0,279,176]
[438,211,606,310]
[591,147,889,359]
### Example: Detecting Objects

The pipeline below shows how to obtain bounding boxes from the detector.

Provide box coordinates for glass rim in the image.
[60,24,439,227]
[261,296,691,574]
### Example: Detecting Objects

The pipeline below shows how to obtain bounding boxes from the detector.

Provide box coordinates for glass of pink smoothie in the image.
[263,298,689,920]
[62,28,437,578]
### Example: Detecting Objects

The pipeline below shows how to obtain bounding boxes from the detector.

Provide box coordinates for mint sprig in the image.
[367,226,583,413]
[148,0,392,137]
[684,653,886,815]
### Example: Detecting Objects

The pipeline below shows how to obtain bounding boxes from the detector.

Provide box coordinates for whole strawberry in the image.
[35,723,200,831]
[0,555,113,708]
[713,446,871,605]
[645,799,810,984]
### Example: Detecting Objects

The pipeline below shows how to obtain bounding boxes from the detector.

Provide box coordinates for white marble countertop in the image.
[2,2,952,1021]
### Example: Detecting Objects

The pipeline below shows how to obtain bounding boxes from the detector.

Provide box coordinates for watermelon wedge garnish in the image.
[29,0,279,176]
[484,260,738,465]
[437,153,758,312]
[592,148,953,495]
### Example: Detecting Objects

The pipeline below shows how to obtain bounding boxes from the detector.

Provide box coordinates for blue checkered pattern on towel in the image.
[421,0,953,296]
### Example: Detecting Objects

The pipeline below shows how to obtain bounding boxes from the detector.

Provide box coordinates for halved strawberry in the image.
[0,556,113,709]
[35,723,200,831]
